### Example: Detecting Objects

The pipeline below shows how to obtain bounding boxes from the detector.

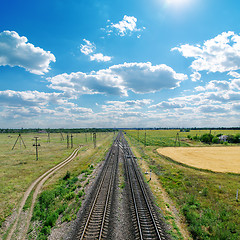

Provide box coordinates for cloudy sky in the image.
[1,0,240,128]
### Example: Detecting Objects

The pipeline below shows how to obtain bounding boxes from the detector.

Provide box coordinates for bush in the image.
[212,136,219,144]
[200,133,214,144]
[44,212,58,227]
[63,171,71,180]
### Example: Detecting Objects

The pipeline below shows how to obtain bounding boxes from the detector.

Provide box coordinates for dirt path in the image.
[6,146,81,240]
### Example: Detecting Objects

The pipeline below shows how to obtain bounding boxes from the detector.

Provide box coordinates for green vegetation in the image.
[30,172,83,239]
[125,130,240,240]
[0,131,113,233]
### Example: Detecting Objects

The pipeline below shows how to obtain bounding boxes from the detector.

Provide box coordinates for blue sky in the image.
[0,0,240,128]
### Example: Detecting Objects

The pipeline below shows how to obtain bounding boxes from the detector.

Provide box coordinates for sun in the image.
[166,0,191,5]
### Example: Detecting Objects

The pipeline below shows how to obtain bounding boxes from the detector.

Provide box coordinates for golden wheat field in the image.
[157,146,240,173]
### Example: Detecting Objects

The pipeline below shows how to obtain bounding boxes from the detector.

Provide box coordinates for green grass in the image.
[125,129,240,147]
[27,132,113,239]
[0,132,112,229]
[125,130,240,240]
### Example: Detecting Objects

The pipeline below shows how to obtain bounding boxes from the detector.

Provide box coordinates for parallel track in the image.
[73,134,120,240]
[121,133,167,240]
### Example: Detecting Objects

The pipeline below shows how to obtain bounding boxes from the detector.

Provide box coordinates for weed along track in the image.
[121,134,168,240]
[71,132,169,240]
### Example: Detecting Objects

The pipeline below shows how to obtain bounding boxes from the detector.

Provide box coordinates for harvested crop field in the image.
[157,146,240,173]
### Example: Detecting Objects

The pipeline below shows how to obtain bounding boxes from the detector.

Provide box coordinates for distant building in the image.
[218,135,228,142]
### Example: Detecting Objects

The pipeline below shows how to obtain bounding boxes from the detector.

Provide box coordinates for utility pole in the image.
[33,137,40,161]
[60,132,64,141]
[47,132,50,143]
[67,134,69,148]
[144,130,147,147]
[85,133,87,143]
[175,133,180,147]
[12,133,26,150]
[71,134,73,148]
[93,132,96,148]
[138,129,139,142]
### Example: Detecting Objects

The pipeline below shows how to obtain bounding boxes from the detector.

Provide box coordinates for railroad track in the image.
[72,133,120,239]
[121,133,168,240]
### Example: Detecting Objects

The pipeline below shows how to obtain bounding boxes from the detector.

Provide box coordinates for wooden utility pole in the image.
[71,134,73,148]
[175,133,180,147]
[12,134,26,150]
[33,137,40,161]
[144,130,147,147]
[93,132,96,148]
[60,132,64,141]
[47,132,50,143]
[67,134,69,148]
[138,129,139,142]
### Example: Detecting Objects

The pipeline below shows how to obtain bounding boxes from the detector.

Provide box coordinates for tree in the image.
[200,133,214,144]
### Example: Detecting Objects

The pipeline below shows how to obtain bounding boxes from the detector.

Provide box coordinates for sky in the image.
[0,0,240,128]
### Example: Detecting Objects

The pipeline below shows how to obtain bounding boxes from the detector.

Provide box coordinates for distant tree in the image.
[212,136,219,144]
[200,133,214,144]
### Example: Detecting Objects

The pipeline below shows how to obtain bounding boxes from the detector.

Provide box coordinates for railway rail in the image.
[121,133,168,240]
[72,133,120,239]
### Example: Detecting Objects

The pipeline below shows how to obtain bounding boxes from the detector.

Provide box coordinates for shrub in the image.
[200,133,214,144]
[63,171,71,180]
[212,136,219,144]
[44,212,58,227]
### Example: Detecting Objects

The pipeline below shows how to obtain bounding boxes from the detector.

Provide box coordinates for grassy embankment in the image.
[125,129,240,240]
[0,132,113,232]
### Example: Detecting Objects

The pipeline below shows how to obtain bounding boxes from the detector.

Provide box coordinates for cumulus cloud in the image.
[104,15,145,37]
[199,105,230,114]
[0,90,94,123]
[190,72,201,81]
[80,39,111,62]
[80,39,96,55]
[48,62,188,96]
[172,31,240,73]
[90,53,112,62]
[102,99,152,111]
[0,90,63,107]
[150,101,184,109]
[0,30,55,74]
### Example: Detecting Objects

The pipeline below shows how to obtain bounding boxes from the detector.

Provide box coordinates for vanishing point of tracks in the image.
[72,132,168,240]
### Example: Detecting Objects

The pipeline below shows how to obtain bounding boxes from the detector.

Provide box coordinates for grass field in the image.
[158,146,240,173]
[126,129,240,147]
[125,130,240,240]
[0,132,113,228]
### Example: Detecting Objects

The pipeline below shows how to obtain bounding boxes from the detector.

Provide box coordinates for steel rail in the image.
[79,134,119,240]
[121,134,162,239]
[123,146,144,240]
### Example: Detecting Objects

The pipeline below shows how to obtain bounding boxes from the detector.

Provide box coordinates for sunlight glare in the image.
[166,0,191,6]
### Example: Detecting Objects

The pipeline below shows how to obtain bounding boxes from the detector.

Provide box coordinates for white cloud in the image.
[0,90,63,107]
[0,30,55,75]
[199,105,230,114]
[228,71,240,78]
[104,15,145,37]
[190,71,201,81]
[48,62,188,96]
[150,101,184,109]
[80,39,111,62]
[172,31,240,73]
[90,53,112,62]
[80,39,96,55]
[102,99,152,111]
